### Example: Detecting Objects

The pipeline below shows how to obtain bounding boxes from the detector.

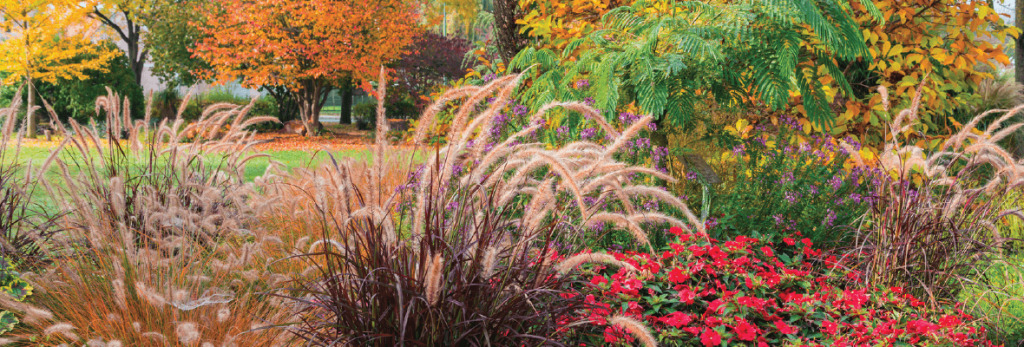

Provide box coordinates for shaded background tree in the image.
[511,0,875,155]
[492,0,526,64]
[146,0,212,89]
[393,32,471,109]
[90,0,153,91]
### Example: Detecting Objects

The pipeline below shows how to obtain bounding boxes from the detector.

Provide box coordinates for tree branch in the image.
[92,9,130,43]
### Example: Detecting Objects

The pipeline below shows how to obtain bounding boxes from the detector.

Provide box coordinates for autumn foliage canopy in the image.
[193,0,421,131]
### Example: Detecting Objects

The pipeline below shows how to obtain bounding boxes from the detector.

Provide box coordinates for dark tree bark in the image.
[1017,0,1024,86]
[492,0,526,65]
[92,10,148,88]
[340,75,354,125]
[294,79,333,137]
[263,86,299,123]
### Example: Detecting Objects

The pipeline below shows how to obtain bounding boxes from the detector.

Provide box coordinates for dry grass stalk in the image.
[555,252,637,275]
[607,315,658,347]
[841,79,1024,307]
[0,90,300,345]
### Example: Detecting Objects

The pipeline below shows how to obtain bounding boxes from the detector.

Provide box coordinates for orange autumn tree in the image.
[193,0,420,135]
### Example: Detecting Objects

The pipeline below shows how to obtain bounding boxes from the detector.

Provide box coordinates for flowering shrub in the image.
[704,117,877,247]
[559,227,995,346]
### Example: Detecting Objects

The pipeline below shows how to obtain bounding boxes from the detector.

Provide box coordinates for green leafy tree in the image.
[0,42,143,124]
[37,42,144,123]
[510,0,879,148]
[90,0,155,88]
[145,0,211,88]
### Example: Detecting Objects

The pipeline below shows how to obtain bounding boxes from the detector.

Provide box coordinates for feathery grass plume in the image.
[275,71,695,345]
[531,101,621,139]
[974,77,1024,113]
[0,90,299,345]
[0,88,62,268]
[878,85,891,112]
[607,315,657,347]
[424,253,443,306]
[479,246,500,279]
[414,85,482,143]
[839,79,1024,308]
[555,252,637,276]
[448,74,520,143]
[175,322,199,344]
[43,322,79,341]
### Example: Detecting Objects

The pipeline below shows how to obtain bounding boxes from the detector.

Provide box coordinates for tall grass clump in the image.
[0,89,300,345]
[271,70,702,345]
[841,82,1024,307]
[0,89,60,270]
[961,254,1024,344]
[0,89,60,337]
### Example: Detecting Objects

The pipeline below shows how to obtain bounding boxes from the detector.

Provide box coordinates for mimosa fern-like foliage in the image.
[510,0,880,127]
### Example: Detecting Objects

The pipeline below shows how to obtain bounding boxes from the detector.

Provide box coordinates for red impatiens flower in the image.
[678,286,697,304]
[821,320,838,335]
[839,288,870,309]
[907,319,939,334]
[660,311,692,328]
[734,320,758,341]
[774,320,798,334]
[707,246,728,262]
[560,230,997,346]
[939,315,962,328]
[737,296,767,310]
[700,328,721,346]
[668,267,689,283]
[669,226,685,235]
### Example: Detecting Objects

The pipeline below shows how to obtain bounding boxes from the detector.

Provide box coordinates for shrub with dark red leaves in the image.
[558,226,996,346]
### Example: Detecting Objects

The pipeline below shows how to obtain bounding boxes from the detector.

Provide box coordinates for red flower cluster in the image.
[560,227,994,346]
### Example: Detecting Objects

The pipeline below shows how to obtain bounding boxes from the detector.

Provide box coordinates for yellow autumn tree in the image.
[0,0,116,137]
[518,0,629,50]
[788,0,1019,148]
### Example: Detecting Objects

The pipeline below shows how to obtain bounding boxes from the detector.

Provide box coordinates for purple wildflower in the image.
[732,144,745,156]
[580,127,597,140]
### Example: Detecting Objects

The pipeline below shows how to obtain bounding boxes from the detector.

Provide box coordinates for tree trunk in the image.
[92,11,147,91]
[297,87,318,137]
[264,86,298,122]
[340,76,354,125]
[127,31,146,87]
[26,77,37,138]
[493,0,526,65]
[1017,0,1024,85]
[294,79,333,137]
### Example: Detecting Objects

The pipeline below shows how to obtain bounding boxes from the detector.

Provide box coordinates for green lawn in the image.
[3,145,378,207]
[7,145,373,181]
[236,149,372,180]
